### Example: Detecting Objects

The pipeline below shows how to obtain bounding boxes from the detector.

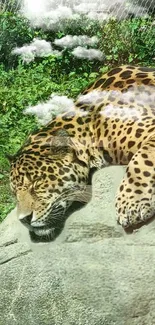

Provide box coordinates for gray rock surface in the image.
[1,166,155,325]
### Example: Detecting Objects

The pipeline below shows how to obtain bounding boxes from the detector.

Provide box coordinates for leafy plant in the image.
[0,12,45,68]
[100,18,155,65]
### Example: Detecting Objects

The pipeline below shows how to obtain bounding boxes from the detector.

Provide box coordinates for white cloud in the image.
[78,89,106,104]
[74,2,99,14]
[21,0,50,21]
[42,6,73,30]
[103,103,141,119]
[54,35,98,49]
[12,45,36,63]
[79,85,155,104]
[21,1,73,29]
[24,94,75,125]
[24,85,155,125]
[12,38,61,63]
[72,46,104,60]
[20,0,150,28]
[120,85,155,105]
[78,86,155,119]
[87,11,109,20]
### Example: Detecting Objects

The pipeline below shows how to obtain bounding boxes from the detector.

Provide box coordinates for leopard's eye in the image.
[33,176,43,189]
[29,178,41,194]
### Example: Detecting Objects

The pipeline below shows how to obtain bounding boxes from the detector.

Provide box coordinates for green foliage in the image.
[0,0,20,13]
[100,18,155,65]
[0,60,91,160]
[0,12,44,69]
[0,13,154,70]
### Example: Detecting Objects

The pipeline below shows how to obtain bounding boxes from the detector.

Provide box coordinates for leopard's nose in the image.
[19,213,33,225]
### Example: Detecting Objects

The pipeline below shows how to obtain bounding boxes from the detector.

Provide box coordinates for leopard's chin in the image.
[33,227,54,237]
[29,224,65,242]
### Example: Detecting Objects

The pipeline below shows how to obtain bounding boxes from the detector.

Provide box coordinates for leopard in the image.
[8,65,155,240]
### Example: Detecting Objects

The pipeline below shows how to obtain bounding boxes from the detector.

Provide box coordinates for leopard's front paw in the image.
[115,195,155,228]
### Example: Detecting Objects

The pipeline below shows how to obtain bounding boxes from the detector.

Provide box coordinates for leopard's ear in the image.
[5,153,15,163]
[49,128,73,157]
[50,128,72,148]
[49,128,89,166]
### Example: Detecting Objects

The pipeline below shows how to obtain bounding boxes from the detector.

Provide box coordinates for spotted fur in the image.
[9,65,155,239]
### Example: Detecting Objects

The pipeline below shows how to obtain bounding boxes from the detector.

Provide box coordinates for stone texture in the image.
[1,166,155,325]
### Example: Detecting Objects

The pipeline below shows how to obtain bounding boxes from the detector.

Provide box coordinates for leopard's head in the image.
[9,128,90,241]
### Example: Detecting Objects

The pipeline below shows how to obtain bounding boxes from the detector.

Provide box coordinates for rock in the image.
[1,166,155,325]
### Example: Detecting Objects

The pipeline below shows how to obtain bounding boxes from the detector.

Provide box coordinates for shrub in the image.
[1,12,154,70]
[100,18,155,66]
[0,59,94,162]
[0,12,45,68]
